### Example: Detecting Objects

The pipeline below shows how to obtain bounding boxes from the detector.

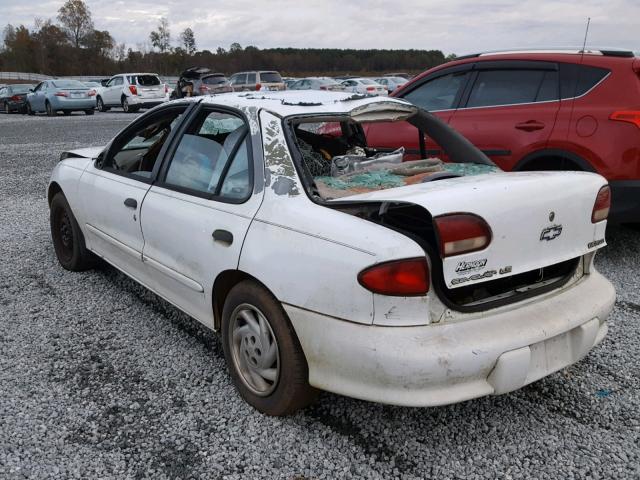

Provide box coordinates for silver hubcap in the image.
[229,303,279,396]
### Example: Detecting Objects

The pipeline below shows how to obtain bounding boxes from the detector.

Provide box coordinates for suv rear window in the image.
[559,64,610,99]
[202,75,228,85]
[134,75,161,86]
[260,72,282,83]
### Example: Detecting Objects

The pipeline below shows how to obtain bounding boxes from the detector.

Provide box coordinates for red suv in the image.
[365,49,640,222]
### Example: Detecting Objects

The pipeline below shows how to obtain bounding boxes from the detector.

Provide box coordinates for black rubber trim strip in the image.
[482,149,511,156]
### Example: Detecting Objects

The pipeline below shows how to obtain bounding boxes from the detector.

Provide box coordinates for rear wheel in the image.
[4,102,10,114]
[26,102,35,115]
[122,97,131,113]
[221,280,318,416]
[50,193,96,271]
[45,101,55,117]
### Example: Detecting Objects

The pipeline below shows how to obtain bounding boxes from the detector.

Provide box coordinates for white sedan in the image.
[48,91,615,415]
[341,77,388,96]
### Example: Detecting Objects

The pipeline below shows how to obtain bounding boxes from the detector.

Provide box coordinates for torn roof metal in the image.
[194,90,417,119]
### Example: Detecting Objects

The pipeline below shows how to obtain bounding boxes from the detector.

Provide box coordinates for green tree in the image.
[229,42,242,53]
[57,0,93,48]
[180,27,196,55]
[150,18,171,53]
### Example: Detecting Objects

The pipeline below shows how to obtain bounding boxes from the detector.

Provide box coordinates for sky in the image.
[1,0,639,55]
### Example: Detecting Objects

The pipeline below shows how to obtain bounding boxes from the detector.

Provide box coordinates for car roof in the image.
[196,90,413,117]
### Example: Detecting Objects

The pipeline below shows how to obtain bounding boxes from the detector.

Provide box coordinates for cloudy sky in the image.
[1,0,639,55]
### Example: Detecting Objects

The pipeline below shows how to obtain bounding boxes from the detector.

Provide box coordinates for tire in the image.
[26,102,35,115]
[221,280,318,416]
[96,96,109,112]
[50,192,95,271]
[45,101,55,117]
[122,96,130,113]
[4,102,10,114]
[84,109,94,115]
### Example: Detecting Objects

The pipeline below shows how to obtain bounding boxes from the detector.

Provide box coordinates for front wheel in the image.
[221,280,318,416]
[50,193,96,271]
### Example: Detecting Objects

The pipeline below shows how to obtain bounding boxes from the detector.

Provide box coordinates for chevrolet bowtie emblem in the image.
[540,225,563,241]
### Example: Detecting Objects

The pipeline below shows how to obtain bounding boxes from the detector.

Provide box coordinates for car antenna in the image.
[570,17,591,118]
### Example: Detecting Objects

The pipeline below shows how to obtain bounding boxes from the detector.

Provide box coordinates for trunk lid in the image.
[334,171,608,289]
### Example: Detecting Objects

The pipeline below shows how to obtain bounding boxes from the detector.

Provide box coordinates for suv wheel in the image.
[96,96,109,112]
[221,280,318,416]
[122,97,131,113]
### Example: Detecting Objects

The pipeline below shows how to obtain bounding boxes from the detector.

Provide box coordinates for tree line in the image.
[0,0,453,78]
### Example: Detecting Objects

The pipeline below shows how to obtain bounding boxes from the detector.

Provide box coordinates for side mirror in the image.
[29,88,34,92]
[101,80,108,87]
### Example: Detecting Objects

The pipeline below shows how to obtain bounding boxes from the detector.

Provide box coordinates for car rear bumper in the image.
[285,270,615,407]
[50,97,96,110]
[609,179,640,223]
[128,97,165,108]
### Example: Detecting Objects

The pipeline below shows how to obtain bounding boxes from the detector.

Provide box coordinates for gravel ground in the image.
[0,111,638,480]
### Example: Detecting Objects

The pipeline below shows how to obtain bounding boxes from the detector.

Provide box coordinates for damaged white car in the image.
[48,91,615,415]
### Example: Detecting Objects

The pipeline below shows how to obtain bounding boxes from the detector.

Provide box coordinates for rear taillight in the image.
[164,84,168,94]
[255,83,262,91]
[54,91,68,97]
[129,85,137,95]
[358,258,430,296]
[434,213,492,257]
[366,86,375,92]
[610,110,640,129]
[199,85,209,93]
[88,89,96,96]
[591,185,611,223]
[319,85,328,90]
[10,95,21,101]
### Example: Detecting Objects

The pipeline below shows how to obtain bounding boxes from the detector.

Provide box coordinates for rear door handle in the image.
[212,229,233,245]
[124,198,137,209]
[515,121,545,132]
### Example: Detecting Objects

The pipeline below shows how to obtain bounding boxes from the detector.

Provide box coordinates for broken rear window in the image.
[289,114,498,201]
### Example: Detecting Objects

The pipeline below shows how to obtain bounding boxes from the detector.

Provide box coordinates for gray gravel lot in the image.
[0,110,638,479]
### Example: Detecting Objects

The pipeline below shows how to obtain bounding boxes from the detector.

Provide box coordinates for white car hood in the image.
[334,171,608,289]
[63,146,105,159]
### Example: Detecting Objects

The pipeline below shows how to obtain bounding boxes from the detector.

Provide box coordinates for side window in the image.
[163,110,251,200]
[106,77,116,87]
[466,69,547,108]
[247,73,257,84]
[103,106,187,179]
[403,72,469,111]
[231,74,246,85]
[559,63,610,99]
[114,77,123,86]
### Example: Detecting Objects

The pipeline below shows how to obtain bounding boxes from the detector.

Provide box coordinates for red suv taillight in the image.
[434,213,492,257]
[358,258,430,296]
[129,85,137,95]
[591,185,611,223]
[255,83,262,91]
[610,111,640,129]
[366,86,376,92]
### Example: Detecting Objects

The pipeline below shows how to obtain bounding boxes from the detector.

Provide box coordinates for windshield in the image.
[260,72,282,83]
[289,111,498,200]
[52,80,86,89]
[135,75,161,86]
[11,85,32,93]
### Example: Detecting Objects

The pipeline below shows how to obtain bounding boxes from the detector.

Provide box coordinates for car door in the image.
[365,67,471,159]
[78,103,191,278]
[139,106,263,327]
[448,61,561,170]
[31,82,46,110]
[104,76,122,105]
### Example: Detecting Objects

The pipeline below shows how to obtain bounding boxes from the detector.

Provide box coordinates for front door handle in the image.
[212,229,233,245]
[124,198,137,209]
[515,121,545,132]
